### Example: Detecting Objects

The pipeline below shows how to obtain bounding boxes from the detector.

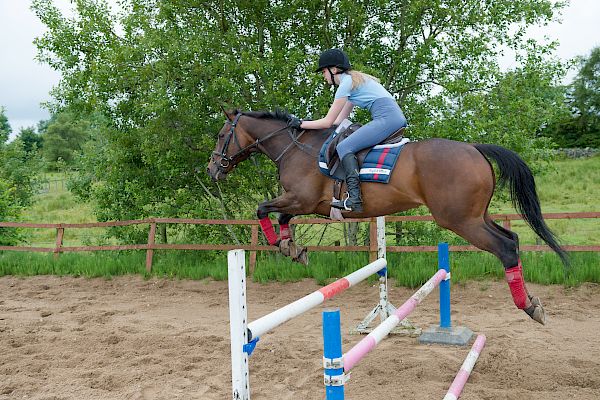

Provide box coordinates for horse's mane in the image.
[242,109,292,123]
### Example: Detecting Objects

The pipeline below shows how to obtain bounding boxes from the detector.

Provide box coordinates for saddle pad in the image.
[319,137,410,183]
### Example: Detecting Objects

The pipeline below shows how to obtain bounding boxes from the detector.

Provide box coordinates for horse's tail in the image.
[474,143,570,268]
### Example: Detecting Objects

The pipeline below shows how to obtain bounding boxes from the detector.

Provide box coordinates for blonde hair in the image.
[347,70,380,89]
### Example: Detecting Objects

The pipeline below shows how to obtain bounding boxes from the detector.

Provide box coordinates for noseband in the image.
[211,112,308,174]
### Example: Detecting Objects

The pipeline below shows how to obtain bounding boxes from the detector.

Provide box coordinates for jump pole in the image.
[247,257,387,340]
[443,334,487,400]
[418,242,473,346]
[352,216,419,336]
[323,269,447,398]
[228,250,388,399]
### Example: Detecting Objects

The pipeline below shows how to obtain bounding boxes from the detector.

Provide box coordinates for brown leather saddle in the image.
[325,124,406,170]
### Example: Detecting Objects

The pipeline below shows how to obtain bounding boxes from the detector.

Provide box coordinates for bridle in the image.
[211,112,313,174]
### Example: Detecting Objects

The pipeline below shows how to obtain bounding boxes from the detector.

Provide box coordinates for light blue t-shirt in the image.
[334,73,394,110]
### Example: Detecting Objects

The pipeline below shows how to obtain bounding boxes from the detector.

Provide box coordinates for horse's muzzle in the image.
[206,162,227,181]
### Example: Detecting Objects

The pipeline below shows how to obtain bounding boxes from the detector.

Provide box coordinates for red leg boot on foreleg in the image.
[257,208,279,247]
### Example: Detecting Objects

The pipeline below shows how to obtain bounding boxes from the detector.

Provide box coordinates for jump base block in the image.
[418,326,473,346]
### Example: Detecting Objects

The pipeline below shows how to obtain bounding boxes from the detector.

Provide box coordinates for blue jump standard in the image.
[418,243,474,346]
[323,308,344,400]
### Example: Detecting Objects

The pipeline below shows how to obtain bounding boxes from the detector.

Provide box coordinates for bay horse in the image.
[207,109,569,325]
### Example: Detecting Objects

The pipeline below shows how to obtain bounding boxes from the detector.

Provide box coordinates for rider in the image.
[287,48,407,212]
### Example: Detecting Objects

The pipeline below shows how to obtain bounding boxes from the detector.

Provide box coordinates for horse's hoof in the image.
[529,296,542,308]
[525,304,546,325]
[295,247,309,266]
[278,238,292,257]
[278,239,309,265]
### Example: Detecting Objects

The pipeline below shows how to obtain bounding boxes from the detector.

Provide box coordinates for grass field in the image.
[2,156,599,285]
[1,249,598,287]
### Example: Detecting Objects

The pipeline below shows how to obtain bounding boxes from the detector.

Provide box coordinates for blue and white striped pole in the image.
[323,308,345,400]
[438,242,452,329]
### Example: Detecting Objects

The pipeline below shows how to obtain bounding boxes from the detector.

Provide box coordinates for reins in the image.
[212,112,316,171]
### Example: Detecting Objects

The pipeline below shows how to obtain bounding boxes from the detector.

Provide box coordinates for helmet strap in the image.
[327,67,341,88]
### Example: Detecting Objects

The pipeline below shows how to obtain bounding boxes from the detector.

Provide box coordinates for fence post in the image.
[250,225,258,275]
[369,218,377,262]
[146,222,157,272]
[54,226,64,259]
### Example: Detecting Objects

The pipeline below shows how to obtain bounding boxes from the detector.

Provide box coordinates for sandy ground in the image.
[1,274,600,400]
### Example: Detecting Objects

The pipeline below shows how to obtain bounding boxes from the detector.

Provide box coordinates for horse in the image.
[206,108,569,325]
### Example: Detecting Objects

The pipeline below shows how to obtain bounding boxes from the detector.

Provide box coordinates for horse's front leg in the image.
[256,195,307,265]
[278,213,294,241]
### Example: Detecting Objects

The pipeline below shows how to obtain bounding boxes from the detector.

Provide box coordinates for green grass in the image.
[20,172,101,247]
[1,250,597,288]
[3,156,599,285]
[488,154,600,245]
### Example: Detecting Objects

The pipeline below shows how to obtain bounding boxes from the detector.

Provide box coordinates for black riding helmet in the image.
[315,48,351,72]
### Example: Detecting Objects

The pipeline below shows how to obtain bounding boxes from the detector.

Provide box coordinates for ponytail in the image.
[347,70,380,90]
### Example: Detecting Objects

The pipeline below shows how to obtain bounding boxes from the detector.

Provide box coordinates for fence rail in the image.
[1,212,598,272]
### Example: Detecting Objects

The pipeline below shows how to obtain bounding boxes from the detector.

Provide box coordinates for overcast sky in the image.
[1,0,599,140]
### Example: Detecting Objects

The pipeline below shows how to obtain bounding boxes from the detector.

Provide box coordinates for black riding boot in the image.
[331,154,363,212]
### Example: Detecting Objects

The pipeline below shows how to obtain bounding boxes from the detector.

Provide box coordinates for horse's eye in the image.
[218,133,225,139]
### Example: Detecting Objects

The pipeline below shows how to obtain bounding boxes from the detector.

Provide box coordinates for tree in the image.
[32,0,569,241]
[17,127,44,155]
[0,135,43,245]
[41,112,90,170]
[572,48,600,129]
[0,106,11,145]
[542,47,600,148]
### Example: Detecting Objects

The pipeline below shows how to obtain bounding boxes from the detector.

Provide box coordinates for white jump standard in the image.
[228,249,389,400]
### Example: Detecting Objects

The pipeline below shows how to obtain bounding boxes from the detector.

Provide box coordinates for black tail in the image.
[474,144,570,267]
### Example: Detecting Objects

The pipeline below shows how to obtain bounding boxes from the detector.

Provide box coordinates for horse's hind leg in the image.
[484,217,545,311]
[444,217,546,324]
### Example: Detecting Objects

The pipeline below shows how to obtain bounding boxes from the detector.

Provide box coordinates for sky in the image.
[1,0,599,141]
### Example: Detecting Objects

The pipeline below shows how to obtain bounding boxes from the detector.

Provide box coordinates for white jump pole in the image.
[247,257,387,340]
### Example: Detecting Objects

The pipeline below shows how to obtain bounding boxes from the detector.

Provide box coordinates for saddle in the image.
[325,124,406,171]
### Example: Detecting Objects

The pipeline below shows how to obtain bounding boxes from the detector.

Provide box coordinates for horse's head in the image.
[207,109,257,181]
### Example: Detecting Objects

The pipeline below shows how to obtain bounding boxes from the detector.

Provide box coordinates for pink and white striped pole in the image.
[247,258,387,340]
[343,269,447,372]
[443,334,486,400]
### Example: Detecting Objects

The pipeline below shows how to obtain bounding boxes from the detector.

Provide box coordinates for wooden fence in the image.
[1,212,598,272]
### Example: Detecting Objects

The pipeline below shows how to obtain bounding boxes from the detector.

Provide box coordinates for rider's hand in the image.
[287,116,303,130]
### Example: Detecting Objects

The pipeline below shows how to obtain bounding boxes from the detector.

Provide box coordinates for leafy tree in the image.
[0,106,11,145]
[32,0,569,243]
[543,47,600,148]
[41,112,91,170]
[0,137,43,245]
[17,127,44,155]
[572,47,600,137]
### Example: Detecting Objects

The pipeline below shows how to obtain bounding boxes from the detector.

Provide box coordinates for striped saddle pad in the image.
[318,137,410,184]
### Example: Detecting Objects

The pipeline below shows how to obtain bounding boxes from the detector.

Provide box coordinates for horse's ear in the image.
[220,105,230,120]
[221,106,239,122]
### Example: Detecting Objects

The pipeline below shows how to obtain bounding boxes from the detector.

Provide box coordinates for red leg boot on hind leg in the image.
[505,261,546,325]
